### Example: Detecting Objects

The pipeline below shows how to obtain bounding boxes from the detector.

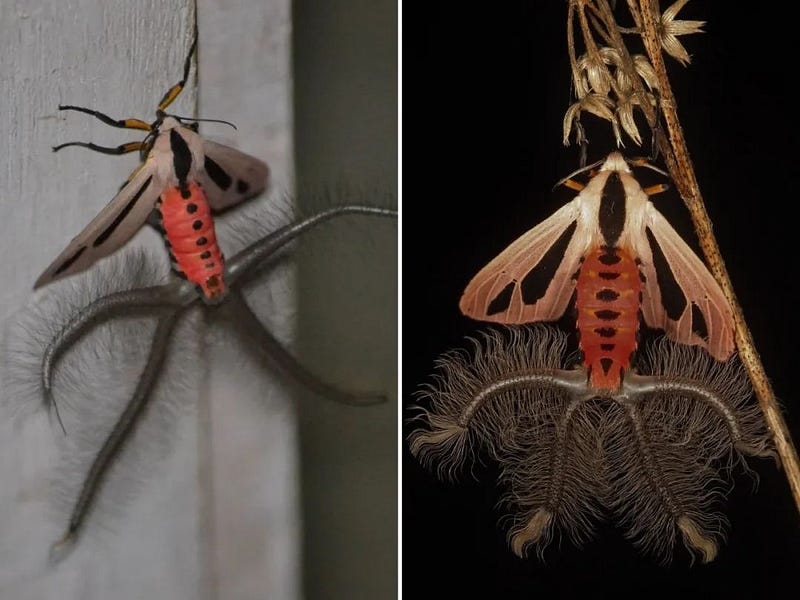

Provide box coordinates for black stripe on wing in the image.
[94,176,153,246]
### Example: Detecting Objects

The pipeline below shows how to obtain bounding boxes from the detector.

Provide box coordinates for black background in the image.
[402,2,800,597]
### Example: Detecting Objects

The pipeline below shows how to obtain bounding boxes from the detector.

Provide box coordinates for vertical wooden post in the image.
[0,3,201,598]
[294,0,398,598]
[0,1,297,598]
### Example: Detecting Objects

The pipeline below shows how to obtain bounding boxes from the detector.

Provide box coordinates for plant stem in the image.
[636,0,800,515]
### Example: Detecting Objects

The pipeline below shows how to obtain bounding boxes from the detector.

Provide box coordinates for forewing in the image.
[634,203,734,360]
[459,200,594,323]
[199,140,270,212]
[34,161,162,289]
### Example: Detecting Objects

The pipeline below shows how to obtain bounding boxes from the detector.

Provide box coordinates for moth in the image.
[35,34,269,301]
[459,152,734,391]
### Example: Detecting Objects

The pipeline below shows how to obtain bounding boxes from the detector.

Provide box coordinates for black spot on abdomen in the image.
[595,309,621,320]
[596,289,620,302]
[598,249,621,265]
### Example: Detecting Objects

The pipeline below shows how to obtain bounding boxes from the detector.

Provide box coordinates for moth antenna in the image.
[170,115,238,130]
[552,156,606,191]
[627,156,669,178]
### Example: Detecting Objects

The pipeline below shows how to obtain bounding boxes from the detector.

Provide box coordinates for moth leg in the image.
[43,280,197,426]
[643,184,669,196]
[218,289,385,406]
[561,179,585,192]
[156,28,197,112]
[52,141,145,156]
[224,205,397,286]
[622,373,777,461]
[57,105,151,131]
[50,311,180,562]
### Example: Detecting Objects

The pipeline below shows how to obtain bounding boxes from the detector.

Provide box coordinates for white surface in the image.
[0,1,296,599]
[198,2,298,599]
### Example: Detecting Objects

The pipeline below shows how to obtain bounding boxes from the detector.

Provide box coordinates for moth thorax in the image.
[158,182,227,300]
[575,246,642,391]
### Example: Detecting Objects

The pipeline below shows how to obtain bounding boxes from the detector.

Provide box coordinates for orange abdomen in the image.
[158,182,226,300]
[575,246,642,391]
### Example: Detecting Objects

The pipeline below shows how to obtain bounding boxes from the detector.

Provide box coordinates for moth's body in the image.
[576,246,641,390]
[157,182,226,300]
[144,119,226,300]
[460,152,734,392]
[35,117,269,300]
[572,156,646,391]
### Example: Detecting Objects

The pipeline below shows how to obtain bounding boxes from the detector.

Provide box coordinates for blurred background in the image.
[294,1,397,599]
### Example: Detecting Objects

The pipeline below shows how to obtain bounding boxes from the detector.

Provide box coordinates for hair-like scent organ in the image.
[1,188,396,558]
[408,325,775,563]
[2,250,203,544]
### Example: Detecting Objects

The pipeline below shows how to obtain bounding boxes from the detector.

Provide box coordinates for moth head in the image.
[600,151,631,173]
[156,113,183,132]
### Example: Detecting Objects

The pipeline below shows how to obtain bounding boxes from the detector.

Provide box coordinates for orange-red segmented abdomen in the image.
[158,182,226,300]
[575,246,642,392]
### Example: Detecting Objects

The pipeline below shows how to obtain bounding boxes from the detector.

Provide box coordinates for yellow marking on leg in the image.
[158,85,183,111]
[122,119,152,131]
[644,183,669,196]
[563,178,585,191]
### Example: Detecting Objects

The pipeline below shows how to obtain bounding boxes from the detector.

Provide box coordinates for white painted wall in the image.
[0,1,298,599]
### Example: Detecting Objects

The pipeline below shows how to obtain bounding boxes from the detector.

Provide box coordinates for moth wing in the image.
[34,160,162,289]
[199,140,270,212]
[459,199,594,323]
[633,203,734,360]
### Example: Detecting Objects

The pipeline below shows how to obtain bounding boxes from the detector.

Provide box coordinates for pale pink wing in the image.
[633,203,734,360]
[34,160,162,289]
[459,200,595,323]
[199,140,270,212]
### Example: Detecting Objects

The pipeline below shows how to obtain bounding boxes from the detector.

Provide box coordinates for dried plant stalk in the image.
[564,0,800,516]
